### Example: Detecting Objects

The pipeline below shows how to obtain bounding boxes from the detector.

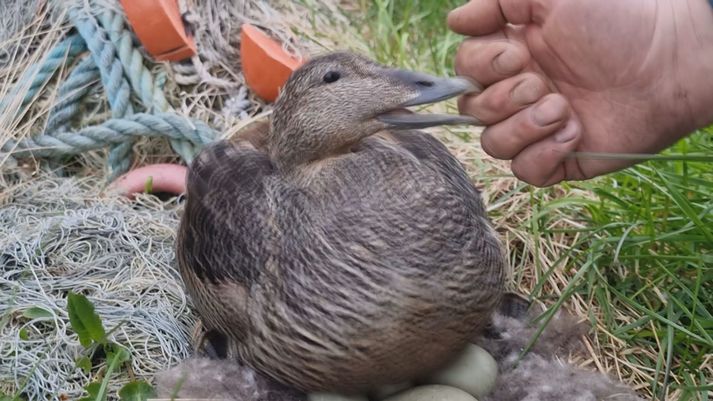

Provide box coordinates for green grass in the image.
[360,0,462,75]
[361,1,712,400]
[532,132,713,400]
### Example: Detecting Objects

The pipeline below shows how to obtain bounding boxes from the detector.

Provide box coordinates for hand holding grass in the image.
[449,0,713,186]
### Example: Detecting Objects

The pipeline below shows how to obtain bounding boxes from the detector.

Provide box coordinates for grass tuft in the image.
[548,131,713,400]
[360,0,462,75]
[362,1,713,400]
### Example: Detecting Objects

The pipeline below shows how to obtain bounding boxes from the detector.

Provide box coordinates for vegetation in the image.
[66,292,156,401]
[1,0,709,399]
[0,293,158,401]
[361,1,712,400]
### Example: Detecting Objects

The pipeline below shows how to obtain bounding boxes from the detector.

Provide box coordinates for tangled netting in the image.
[0,176,195,400]
[0,0,43,67]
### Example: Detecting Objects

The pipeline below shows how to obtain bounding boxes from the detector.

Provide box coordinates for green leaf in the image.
[144,176,153,193]
[67,292,106,348]
[105,343,131,363]
[78,382,102,401]
[76,356,92,374]
[22,307,53,320]
[118,381,157,401]
[18,328,29,341]
[93,346,129,401]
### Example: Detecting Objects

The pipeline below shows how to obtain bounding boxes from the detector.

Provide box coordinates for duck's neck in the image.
[267,122,368,172]
[266,128,314,171]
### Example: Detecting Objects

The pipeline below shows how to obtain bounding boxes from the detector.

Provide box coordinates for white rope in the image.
[0,176,195,400]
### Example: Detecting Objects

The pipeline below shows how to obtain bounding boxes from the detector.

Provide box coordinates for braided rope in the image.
[45,55,100,133]
[98,11,169,112]
[97,10,198,163]
[0,34,86,112]
[2,8,219,174]
[3,113,216,158]
[69,11,134,118]
[69,8,136,176]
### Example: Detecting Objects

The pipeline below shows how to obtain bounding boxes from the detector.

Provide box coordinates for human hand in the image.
[449,0,713,186]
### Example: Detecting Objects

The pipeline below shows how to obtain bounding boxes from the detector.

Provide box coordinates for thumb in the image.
[448,0,540,36]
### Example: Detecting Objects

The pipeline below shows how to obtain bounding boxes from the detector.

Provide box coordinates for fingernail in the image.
[554,120,578,142]
[511,79,541,105]
[447,6,465,26]
[448,3,467,17]
[532,99,563,127]
[492,47,523,75]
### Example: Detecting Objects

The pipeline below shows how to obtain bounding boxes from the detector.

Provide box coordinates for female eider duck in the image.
[177,52,505,393]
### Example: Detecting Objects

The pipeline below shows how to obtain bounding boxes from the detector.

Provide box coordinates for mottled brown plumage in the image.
[176,52,504,393]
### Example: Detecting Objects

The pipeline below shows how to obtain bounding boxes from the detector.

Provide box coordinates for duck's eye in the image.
[322,71,341,83]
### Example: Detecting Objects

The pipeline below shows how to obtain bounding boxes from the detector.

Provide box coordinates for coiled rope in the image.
[2,113,214,158]
[1,6,216,177]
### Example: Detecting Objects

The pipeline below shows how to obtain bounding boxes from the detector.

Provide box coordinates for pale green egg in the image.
[371,382,413,400]
[423,344,497,399]
[308,392,369,401]
[383,385,477,401]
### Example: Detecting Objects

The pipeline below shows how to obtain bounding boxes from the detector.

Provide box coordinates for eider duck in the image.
[176,52,504,393]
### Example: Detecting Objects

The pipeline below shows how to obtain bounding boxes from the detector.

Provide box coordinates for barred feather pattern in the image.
[177,129,504,393]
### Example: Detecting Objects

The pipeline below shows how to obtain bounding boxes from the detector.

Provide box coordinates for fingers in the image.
[462,73,580,186]
[448,0,539,36]
[510,117,583,186]
[448,0,575,187]
[458,72,548,124]
[480,93,570,160]
[448,0,507,36]
[454,35,529,85]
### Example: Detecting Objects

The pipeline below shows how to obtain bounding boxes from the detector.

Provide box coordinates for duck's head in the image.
[268,52,481,169]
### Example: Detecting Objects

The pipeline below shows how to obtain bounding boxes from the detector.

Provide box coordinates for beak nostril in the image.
[415,80,434,87]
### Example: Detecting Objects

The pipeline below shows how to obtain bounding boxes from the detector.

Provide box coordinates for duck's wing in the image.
[381,129,484,205]
[303,130,501,304]
[177,139,274,337]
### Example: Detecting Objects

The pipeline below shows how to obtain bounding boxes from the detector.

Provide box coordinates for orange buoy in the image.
[240,24,304,102]
[119,0,196,62]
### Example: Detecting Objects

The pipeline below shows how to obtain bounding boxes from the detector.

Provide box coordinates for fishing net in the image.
[0,175,192,400]
[0,0,363,397]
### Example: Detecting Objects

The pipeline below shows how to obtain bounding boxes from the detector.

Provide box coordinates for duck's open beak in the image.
[376,69,484,129]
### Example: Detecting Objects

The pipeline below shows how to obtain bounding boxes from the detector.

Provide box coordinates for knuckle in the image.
[512,160,548,186]
[454,39,478,74]
[511,73,547,103]
[477,90,508,113]
[542,93,569,111]
[481,127,517,160]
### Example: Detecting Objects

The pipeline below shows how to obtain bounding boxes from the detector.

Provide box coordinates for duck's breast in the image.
[244,131,504,391]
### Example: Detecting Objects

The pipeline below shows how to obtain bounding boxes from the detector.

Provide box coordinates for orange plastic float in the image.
[240,24,304,102]
[112,22,303,199]
[119,0,196,61]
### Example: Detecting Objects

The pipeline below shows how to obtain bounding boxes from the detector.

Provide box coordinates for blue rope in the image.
[98,11,168,112]
[69,10,134,119]
[69,8,136,177]
[2,7,218,174]
[97,10,198,163]
[45,55,100,133]
[3,113,216,157]
[0,34,86,113]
